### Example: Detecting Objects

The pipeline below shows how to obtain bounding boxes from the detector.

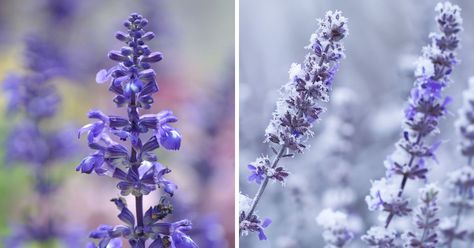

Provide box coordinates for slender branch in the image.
[136,195,144,228]
[129,81,144,230]
[385,133,423,228]
[241,43,328,230]
[243,145,286,222]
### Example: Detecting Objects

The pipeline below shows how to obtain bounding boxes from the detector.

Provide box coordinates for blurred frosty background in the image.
[240,0,474,247]
[0,0,234,247]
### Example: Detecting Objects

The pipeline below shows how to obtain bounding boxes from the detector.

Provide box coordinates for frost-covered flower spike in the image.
[363,2,462,246]
[405,183,441,247]
[317,209,354,248]
[240,10,348,240]
[440,77,474,246]
[77,13,198,248]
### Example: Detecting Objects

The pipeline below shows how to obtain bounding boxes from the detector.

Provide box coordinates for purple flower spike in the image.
[77,13,198,247]
[247,164,265,184]
[363,2,462,246]
[240,10,349,241]
[257,219,272,240]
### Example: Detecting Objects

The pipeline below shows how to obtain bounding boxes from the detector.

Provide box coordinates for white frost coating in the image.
[307,10,348,49]
[435,2,463,24]
[288,63,304,81]
[421,43,442,61]
[318,10,349,38]
[308,33,318,48]
[365,178,400,211]
[414,57,435,78]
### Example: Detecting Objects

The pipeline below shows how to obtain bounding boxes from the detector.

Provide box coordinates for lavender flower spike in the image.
[404,183,441,247]
[77,13,197,247]
[363,2,462,246]
[240,10,348,240]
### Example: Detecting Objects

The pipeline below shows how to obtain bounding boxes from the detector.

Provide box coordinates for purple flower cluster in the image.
[240,10,348,240]
[363,2,462,246]
[77,13,197,248]
[2,36,79,246]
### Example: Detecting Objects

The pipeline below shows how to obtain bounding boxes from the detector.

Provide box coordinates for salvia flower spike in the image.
[239,10,348,240]
[362,2,462,246]
[77,13,198,248]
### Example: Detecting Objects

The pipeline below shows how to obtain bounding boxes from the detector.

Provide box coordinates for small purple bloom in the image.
[247,164,265,184]
[257,219,272,240]
[171,221,199,248]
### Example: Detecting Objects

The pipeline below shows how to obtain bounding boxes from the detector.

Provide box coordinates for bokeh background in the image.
[240,0,474,247]
[0,0,234,247]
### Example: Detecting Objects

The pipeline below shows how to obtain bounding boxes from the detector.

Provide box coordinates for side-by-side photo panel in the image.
[0,0,235,247]
[239,0,474,247]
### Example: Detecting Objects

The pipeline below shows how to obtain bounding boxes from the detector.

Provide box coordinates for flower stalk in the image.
[363,2,463,246]
[77,13,198,248]
[240,10,349,240]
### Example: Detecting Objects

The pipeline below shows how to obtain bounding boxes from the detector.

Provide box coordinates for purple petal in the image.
[262,218,272,228]
[159,127,182,150]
